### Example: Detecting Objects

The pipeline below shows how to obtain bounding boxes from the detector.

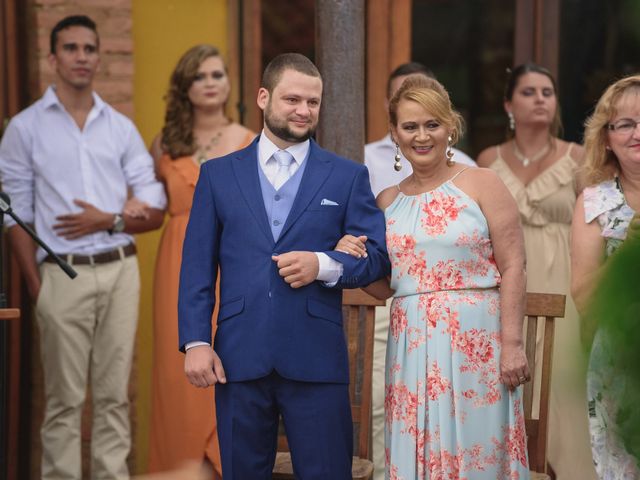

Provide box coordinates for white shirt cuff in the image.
[185,341,210,350]
[315,252,343,286]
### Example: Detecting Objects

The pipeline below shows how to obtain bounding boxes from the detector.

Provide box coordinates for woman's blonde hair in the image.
[584,75,640,185]
[161,44,224,159]
[388,75,464,145]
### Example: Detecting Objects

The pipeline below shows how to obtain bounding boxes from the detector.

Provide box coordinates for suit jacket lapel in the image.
[277,141,333,243]
[231,139,274,245]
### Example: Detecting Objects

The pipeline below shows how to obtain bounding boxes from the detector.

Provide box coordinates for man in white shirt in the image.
[364,62,476,480]
[0,15,166,480]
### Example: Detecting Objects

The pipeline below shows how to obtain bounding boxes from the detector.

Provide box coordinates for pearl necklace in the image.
[512,139,551,167]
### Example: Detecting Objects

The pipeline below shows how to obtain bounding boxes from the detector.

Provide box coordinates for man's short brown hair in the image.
[261,53,321,93]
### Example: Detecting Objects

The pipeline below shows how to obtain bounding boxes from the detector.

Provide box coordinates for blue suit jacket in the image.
[178,137,390,384]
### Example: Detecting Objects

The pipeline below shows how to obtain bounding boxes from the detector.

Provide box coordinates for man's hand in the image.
[53,199,114,239]
[27,278,42,303]
[272,251,319,288]
[184,345,226,388]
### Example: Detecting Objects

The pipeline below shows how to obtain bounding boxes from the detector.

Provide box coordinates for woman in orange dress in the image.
[144,44,254,478]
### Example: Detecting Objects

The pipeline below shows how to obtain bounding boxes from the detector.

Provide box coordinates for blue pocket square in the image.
[320,198,339,206]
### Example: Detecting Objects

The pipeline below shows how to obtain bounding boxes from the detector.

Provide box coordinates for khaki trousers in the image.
[371,300,390,480]
[35,255,140,480]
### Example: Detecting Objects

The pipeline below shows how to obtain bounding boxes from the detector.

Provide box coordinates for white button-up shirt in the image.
[185,132,343,350]
[0,86,166,262]
[257,132,342,283]
[364,133,476,197]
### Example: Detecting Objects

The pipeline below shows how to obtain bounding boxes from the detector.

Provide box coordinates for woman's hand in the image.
[499,343,530,391]
[335,234,368,258]
[123,197,151,220]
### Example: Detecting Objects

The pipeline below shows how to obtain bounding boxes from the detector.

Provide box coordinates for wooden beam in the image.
[389,0,411,70]
[365,0,391,143]
[365,0,411,143]
[539,0,560,77]
[514,0,535,66]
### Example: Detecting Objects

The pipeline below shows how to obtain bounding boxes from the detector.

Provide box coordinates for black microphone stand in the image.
[0,193,77,280]
[0,192,77,479]
[0,205,7,480]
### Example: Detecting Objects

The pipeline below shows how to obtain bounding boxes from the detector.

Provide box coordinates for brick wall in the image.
[27,0,135,117]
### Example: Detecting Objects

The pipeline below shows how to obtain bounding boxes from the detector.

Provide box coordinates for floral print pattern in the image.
[583,178,635,257]
[583,179,639,479]
[384,180,529,479]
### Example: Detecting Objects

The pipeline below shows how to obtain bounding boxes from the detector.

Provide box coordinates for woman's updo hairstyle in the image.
[388,74,464,145]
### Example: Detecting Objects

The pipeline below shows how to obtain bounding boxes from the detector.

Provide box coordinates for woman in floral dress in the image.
[341,75,530,479]
[571,75,640,479]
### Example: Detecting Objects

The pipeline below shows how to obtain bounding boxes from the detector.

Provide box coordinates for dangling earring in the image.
[446,135,455,167]
[508,112,515,131]
[393,143,402,171]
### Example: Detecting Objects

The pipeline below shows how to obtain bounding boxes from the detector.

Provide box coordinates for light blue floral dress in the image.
[583,178,639,479]
[384,177,529,480]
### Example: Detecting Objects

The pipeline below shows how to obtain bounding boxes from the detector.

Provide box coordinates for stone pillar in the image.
[315,0,365,164]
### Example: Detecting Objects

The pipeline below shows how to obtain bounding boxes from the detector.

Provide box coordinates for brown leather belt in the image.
[44,243,137,266]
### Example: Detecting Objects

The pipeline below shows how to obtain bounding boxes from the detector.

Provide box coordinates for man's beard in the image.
[264,107,316,143]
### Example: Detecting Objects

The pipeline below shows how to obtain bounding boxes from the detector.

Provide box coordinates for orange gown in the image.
[148,134,253,476]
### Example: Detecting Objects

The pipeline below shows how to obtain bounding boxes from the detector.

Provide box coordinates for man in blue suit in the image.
[178,53,390,479]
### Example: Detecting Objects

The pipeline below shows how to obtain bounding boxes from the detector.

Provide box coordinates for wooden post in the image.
[513,0,559,77]
[315,0,365,164]
[365,0,412,143]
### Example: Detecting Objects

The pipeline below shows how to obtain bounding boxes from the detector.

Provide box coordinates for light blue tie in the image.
[273,150,294,190]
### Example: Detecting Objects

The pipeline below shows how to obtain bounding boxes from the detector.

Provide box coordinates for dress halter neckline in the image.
[396,167,470,196]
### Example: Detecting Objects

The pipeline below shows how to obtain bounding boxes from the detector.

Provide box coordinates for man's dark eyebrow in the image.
[61,42,97,49]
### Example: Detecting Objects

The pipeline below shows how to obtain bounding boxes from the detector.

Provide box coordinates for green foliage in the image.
[589,235,640,462]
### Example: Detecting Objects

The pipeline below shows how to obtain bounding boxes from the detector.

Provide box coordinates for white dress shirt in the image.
[364,133,476,197]
[185,132,344,350]
[0,86,166,262]
[257,132,343,283]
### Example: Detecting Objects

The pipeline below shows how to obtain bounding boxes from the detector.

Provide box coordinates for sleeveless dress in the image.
[148,132,253,475]
[489,144,597,479]
[583,179,639,479]
[384,174,529,479]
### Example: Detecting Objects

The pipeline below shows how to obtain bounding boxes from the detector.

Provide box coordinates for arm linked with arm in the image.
[324,167,391,288]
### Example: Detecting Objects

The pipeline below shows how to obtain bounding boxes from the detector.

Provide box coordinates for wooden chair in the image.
[523,292,566,480]
[273,289,384,480]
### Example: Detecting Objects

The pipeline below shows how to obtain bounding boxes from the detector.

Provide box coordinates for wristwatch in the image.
[108,213,125,235]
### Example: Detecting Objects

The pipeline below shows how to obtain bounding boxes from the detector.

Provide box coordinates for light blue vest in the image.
[257,152,309,242]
